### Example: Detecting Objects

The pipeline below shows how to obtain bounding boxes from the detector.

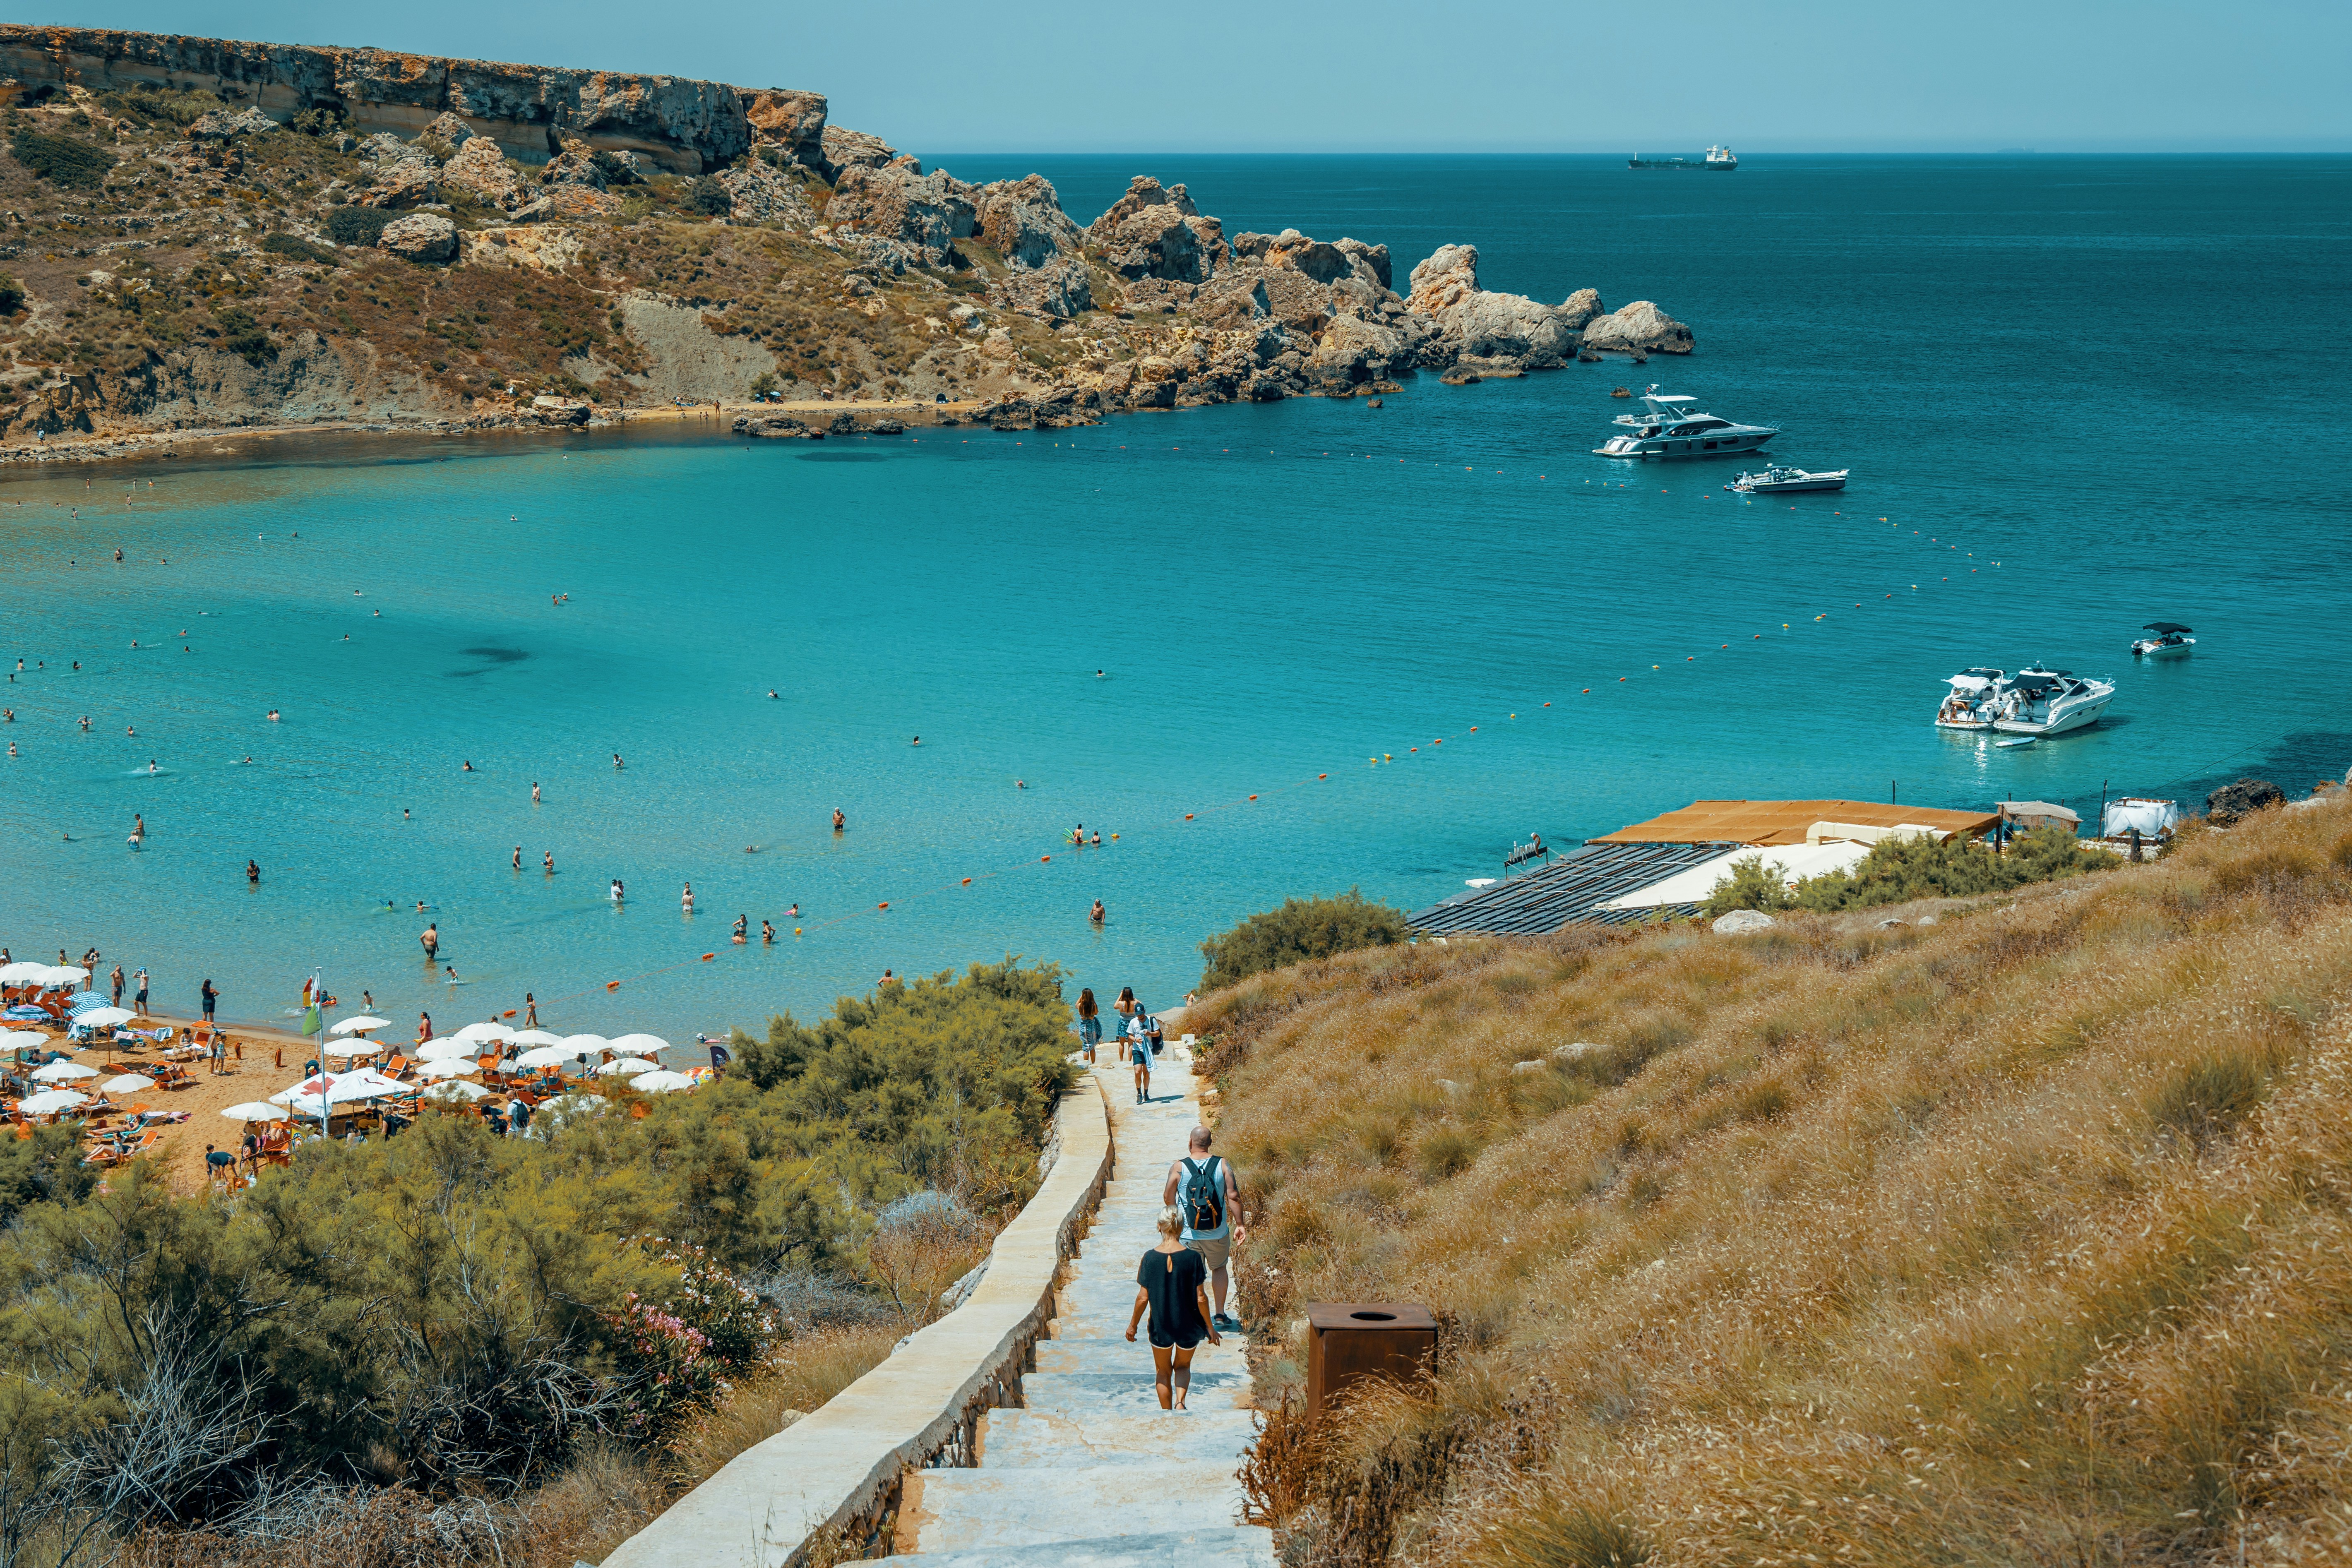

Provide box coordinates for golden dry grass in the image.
[663,1323,902,1487]
[1199,792,2352,1567]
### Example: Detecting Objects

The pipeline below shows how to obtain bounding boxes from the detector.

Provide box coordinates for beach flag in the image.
[301,970,324,1038]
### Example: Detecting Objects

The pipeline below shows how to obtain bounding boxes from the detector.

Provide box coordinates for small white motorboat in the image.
[1727,465,1848,493]
[1935,668,2009,731]
[2131,621,2195,658]
[1992,665,2115,736]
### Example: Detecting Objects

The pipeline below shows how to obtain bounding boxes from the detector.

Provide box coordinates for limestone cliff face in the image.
[0,24,787,173]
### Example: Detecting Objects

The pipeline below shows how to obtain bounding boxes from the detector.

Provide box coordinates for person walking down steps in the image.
[1165,1124,1249,1333]
[1127,1206,1221,1409]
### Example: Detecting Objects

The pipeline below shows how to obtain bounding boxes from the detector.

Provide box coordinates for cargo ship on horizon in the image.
[1629,145,1738,170]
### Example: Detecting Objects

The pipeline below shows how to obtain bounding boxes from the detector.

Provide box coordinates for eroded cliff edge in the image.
[0,25,1696,445]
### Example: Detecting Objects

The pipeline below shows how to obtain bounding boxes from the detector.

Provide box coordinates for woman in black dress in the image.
[1125,1206,1222,1409]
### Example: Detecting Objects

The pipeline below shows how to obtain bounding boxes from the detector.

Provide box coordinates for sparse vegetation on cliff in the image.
[1201,790,2352,1567]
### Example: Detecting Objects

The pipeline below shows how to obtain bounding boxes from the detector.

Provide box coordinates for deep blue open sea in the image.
[2,155,2347,1037]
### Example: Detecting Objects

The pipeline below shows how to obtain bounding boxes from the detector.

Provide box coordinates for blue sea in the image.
[2,155,2347,1038]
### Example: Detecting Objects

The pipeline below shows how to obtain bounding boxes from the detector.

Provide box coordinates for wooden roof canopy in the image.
[1587,799,2001,848]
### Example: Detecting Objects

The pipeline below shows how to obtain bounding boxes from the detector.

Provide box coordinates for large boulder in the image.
[355,159,437,209]
[1087,176,1214,284]
[377,212,458,264]
[1712,909,1777,934]
[437,137,524,209]
[188,106,276,140]
[416,112,475,150]
[820,125,898,178]
[511,186,622,223]
[1581,298,1694,355]
[825,163,975,259]
[974,175,1082,268]
[746,89,829,166]
[1306,312,1418,391]
[715,160,817,228]
[993,257,1093,319]
[539,147,608,192]
[2207,778,2286,820]
[1404,244,1594,371]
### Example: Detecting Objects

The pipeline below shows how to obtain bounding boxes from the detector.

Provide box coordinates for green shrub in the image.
[1787,828,2117,912]
[262,231,340,265]
[1199,889,1413,991]
[325,204,394,245]
[1701,855,1795,915]
[116,86,220,126]
[0,273,22,316]
[211,307,277,366]
[692,175,733,216]
[290,105,343,137]
[10,128,115,189]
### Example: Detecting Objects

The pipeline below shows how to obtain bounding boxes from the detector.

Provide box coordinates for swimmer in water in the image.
[148,759,158,775]
[1091,829,1101,846]
[788,902,799,920]
[444,965,460,985]
[1016,779,1026,789]
[681,882,694,913]
[1097,669,1105,678]
[403,807,411,821]
[531,781,541,803]
[832,809,845,832]
[513,846,522,870]
[1091,899,1105,925]
[268,710,280,722]
[732,915,747,944]
[610,879,624,902]
[768,689,778,699]
[762,919,775,944]
[613,753,623,770]
[544,850,554,874]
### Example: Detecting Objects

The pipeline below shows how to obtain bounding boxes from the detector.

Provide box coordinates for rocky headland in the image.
[0,24,1696,451]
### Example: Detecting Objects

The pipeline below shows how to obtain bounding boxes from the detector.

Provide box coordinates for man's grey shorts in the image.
[1185,1233,1231,1271]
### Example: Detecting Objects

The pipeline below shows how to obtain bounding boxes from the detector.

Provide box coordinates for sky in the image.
[31,0,2352,152]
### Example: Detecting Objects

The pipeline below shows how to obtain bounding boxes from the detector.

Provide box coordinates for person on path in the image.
[1125,1206,1220,1410]
[200,978,218,1023]
[1125,1006,1152,1102]
[1076,987,1102,1065]
[1165,1125,1248,1332]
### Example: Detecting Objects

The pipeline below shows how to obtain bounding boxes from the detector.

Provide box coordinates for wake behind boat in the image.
[1728,465,1849,494]
[1595,385,1776,459]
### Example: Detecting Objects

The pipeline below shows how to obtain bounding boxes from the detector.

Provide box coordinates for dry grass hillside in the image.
[1196,790,2352,1568]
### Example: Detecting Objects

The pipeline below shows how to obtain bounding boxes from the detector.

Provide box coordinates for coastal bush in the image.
[209,308,278,367]
[324,205,393,246]
[259,231,338,266]
[1703,828,2117,915]
[9,128,115,190]
[1698,854,1793,915]
[0,960,1073,1556]
[690,177,732,216]
[1198,889,1412,991]
[0,274,21,316]
[1196,790,2352,1566]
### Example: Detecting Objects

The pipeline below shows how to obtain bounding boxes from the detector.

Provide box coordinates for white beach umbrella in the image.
[322,1039,379,1057]
[0,1030,51,1049]
[454,1022,511,1044]
[631,1070,694,1094]
[100,1073,156,1095]
[416,1057,480,1079]
[75,1006,135,1028]
[507,1029,564,1047]
[594,1057,658,1078]
[274,1068,414,1114]
[221,1102,288,1122]
[422,1079,488,1102]
[512,1045,574,1069]
[18,1089,88,1114]
[41,966,89,988]
[31,1060,96,1083]
[416,1038,479,1061]
[0,962,48,985]
[329,1015,390,1036]
[608,1033,669,1057]
[557,1034,608,1054]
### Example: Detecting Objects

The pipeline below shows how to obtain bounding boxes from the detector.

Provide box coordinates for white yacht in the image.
[2130,621,2195,658]
[1935,668,2009,731]
[1729,465,1848,493]
[1595,387,1777,459]
[1992,665,2115,736]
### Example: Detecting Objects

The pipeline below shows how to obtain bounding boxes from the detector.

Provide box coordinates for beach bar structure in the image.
[1410,799,2001,936]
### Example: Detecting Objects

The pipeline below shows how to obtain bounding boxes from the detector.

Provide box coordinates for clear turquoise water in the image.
[2,155,2347,1036]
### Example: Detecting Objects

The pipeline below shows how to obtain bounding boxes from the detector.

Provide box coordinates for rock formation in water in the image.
[0,24,1698,450]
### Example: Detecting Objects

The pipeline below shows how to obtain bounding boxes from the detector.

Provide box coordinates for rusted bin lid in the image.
[1307,1303,1438,1331]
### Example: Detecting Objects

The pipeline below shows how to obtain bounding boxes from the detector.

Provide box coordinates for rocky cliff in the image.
[0,26,1696,449]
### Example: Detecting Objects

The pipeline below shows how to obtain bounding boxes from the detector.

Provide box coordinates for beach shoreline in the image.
[0,394,998,470]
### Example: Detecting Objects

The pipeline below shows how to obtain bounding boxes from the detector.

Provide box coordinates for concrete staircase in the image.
[891,1049,1271,1567]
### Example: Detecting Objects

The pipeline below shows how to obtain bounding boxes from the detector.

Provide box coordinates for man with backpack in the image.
[1163,1126,1247,1333]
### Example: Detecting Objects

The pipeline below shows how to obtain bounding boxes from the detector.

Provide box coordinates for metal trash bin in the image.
[1305,1301,1437,1422]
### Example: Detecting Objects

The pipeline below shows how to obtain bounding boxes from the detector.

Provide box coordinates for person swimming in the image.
[732,915,747,944]
[610,879,624,902]
[832,809,845,832]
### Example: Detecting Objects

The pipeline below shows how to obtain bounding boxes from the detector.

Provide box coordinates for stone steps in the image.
[979,1408,1259,1468]
[891,1526,1276,1567]
[897,1059,1256,1557]
[898,1463,1246,1554]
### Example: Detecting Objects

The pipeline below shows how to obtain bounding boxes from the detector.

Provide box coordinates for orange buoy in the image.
[1543,701,1551,707]
[1318,773,1327,779]
[1184,813,1194,820]
[962,876,972,885]
[702,953,716,962]
[605,981,620,991]
[879,901,890,909]
[1469,726,1477,732]
[1041,855,1050,862]
[501,1009,517,1019]
[1112,833,1119,839]
[1248,794,1258,800]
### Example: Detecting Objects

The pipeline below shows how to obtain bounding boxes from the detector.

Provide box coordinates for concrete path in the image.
[892,1046,1271,1566]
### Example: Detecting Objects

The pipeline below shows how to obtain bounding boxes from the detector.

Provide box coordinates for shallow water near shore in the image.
[2,154,2348,1037]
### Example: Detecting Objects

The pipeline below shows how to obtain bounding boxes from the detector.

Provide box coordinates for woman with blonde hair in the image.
[1125,1206,1220,1409]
